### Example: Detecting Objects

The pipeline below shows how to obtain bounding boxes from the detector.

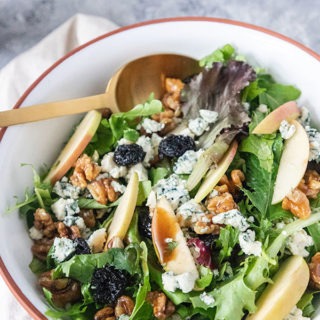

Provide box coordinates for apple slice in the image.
[247,255,309,320]
[106,172,139,247]
[252,101,300,134]
[271,120,309,204]
[194,140,238,203]
[44,110,102,185]
[152,197,198,277]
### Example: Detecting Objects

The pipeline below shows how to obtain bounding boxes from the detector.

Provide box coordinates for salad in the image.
[14,44,320,320]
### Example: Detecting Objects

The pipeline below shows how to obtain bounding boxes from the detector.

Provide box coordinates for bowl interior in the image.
[1,18,320,317]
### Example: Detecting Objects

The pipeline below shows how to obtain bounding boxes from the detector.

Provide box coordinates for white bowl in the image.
[1,17,320,319]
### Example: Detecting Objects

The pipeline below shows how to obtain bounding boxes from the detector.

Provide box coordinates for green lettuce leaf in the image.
[130,242,153,320]
[239,124,283,216]
[211,270,256,320]
[53,244,141,283]
[199,44,235,67]
[216,225,240,264]
[136,180,152,206]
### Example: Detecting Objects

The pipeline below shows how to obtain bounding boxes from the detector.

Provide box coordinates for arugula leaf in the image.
[199,44,235,67]
[246,210,320,291]
[78,197,119,209]
[216,226,240,264]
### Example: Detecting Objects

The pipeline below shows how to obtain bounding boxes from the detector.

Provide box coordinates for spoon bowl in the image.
[0,54,200,127]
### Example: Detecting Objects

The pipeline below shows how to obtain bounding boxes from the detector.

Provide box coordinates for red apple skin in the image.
[252,101,300,134]
[44,110,101,185]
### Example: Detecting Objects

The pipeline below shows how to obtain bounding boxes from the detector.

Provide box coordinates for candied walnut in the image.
[94,307,115,320]
[214,184,229,194]
[147,291,175,320]
[309,252,320,289]
[87,178,119,205]
[70,154,101,188]
[231,170,245,188]
[298,170,320,199]
[114,295,135,317]
[219,170,245,195]
[194,213,220,235]
[39,271,81,308]
[31,238,54,261]
[282,188,311,219]
[56,222,81,239]
[79,209,96,228]
[151,77,184,133]
[34,208,56,239]
[207,192,237,214]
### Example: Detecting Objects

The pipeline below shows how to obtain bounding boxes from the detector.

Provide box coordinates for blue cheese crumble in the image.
[305,126,320,162]
[176,200,205,226]
[162,271,198,293]
[101,152,127,178]
[51,198,80,220]
[257,104,268,113]
[239,229,262,256]
[155,174,190,210]
[136,136,155,167]
[199,109,218,123]
[173,149,204,174]
[199,292,215,306]
[188,117,209,136]
[53,177,80,199]
[279,120,296,140]
[286,229,313,257]
[211,209,249,231]
[138,118,165,133]
[284,306,310,320]
[51,237,76,263]
[299,106,311,126]
[126,163,148,182]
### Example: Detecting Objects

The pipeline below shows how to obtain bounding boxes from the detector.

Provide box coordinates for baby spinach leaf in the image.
[259,83,301,110]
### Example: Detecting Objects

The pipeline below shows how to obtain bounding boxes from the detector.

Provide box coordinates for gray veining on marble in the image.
[0,0,319,69]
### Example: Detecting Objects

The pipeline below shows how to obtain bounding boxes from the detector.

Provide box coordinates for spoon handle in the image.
[0,93,116,127]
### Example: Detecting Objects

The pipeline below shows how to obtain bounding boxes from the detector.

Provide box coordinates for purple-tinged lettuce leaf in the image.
[182,60,256,148]
[188,238,214,269]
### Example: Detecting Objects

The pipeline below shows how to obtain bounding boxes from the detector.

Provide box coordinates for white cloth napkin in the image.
[0,13,118,319]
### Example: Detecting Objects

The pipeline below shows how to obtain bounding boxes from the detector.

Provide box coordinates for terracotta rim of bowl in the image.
[1,16,320,319]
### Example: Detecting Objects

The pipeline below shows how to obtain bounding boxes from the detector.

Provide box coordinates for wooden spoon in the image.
[0,54,200,127]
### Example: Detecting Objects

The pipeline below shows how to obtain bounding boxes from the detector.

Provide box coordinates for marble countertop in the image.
[0,0,319,319]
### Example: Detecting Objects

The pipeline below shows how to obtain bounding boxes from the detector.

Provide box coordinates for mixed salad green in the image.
[14,44,320,320]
